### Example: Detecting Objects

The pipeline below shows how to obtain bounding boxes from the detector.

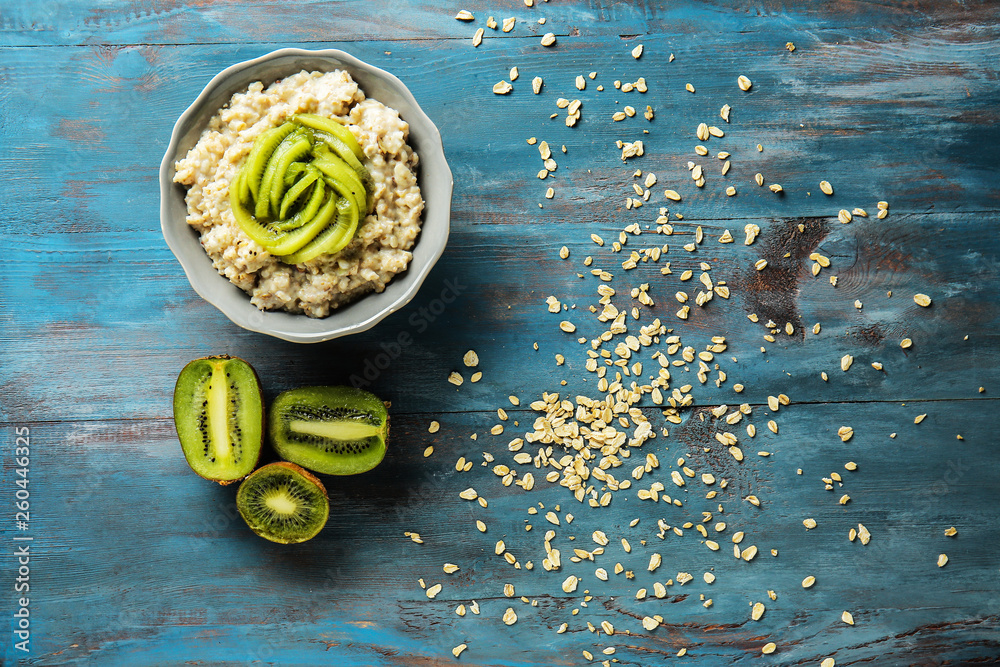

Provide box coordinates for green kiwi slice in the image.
[173,356,263,484]
[230,115,374,262]
[236,462,329,544]
[269,386,388,476]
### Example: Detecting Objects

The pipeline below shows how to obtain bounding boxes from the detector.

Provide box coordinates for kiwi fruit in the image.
[236,462,329,544]
[269,386,388,476]
[173,356,263,484]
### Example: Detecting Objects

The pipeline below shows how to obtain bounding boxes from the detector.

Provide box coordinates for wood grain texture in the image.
[1,1,999,665]
[3,1,998,46]
[7,404,1000,665]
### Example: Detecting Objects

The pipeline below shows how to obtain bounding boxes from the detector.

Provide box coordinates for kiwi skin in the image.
[173,355,264,485]
[236,461,330,544]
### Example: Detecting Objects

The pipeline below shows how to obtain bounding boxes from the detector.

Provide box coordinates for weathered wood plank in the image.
[1,208,997,423]
[2,0,997,47]
[1,213,997,417]
[8,399,999,664]
[3,29,998,217]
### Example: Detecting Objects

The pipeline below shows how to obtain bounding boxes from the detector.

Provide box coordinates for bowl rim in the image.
[159,47,452,343]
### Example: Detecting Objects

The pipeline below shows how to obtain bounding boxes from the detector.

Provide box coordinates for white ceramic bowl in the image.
[160,48,452,343]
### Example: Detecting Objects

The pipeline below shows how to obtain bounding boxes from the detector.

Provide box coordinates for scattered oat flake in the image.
[463,350,479,367]
[802,575,816,588]
[423,446,434,457]
[472,27,484,47]
[914,293,932,307]
[738,75,752,91]
[540,32,556,46]
[762,642,776,654]
[455,10,474,21]
[428,420,440,433]
[648,553,662,572]
[822,659,836,667]
[686,83,695,93]
[842,611,855,625]
[426,583,442,599]
[945,526,958,537]
[452,643,467,658]
[502,607,518,625]
[493,80,512,95]
[448,372,464,386]
[938,553,949,567]
[914,413,927,424]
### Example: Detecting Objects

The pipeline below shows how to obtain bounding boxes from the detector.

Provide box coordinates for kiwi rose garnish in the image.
[229,114,374,264]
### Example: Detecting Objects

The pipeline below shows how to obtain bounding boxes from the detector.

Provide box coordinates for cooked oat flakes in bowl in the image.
[161,48,451,343]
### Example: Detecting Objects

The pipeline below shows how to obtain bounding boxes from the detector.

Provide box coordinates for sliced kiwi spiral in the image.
[229,114,372,264]
[236,462,329,544]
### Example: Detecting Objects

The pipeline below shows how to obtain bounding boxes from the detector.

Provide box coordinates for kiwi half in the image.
[173,356,263,484]
[236,462,329,544]
[269,386,388,476]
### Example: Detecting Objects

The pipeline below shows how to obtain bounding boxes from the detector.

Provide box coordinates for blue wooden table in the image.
[2,2,999,665]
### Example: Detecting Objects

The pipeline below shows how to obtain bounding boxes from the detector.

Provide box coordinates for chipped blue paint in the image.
[1,1,999,664]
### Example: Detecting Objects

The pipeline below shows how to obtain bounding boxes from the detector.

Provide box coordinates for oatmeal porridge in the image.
[173,70,424,318]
